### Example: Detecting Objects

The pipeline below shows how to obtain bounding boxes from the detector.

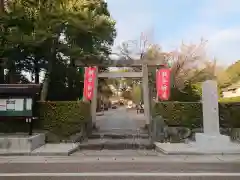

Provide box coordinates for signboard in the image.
[156,68,171,100]
[0,98,32,117]
[6,100,15,110]
[83,66,97,100]
[0,99,25,112]
[0,100,6,111]
[26,98,32,110]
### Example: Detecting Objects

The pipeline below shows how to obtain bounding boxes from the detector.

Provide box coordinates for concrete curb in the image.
[155,144,240,155]
[0,144,80,156]
[0,152,32,156]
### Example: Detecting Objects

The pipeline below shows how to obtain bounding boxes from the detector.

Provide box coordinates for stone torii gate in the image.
[75,58,165,128]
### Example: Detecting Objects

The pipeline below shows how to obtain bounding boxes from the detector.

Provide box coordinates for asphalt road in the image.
[0,161,240,180]
[2,176,240,180]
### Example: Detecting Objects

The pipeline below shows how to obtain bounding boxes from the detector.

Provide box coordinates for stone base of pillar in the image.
[143,124,149,130]
[195,133,231,150]
[155,133,240,155]
[92,122,97,130]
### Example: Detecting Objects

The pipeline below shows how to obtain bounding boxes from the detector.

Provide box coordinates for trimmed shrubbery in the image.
[0,101,91,143]
[153,102,240,128]
[36,101,91,142]
[219,96,240,103]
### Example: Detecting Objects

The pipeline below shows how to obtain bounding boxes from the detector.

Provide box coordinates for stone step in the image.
[78,138,154,150]
[72,149,159,156]
[90,128,149,138]
[89,132,149,139]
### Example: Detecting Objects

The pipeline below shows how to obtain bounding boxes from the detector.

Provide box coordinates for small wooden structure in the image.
[0,84,40,135]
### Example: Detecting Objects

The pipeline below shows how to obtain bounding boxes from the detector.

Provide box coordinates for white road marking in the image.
[0,172,240,177]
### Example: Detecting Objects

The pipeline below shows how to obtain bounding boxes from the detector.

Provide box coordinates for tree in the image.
[114,33,217,101]
[167,39,216,91]
[131,84,142,104]
[221,60,240,87]
[56,0,116,102]
[0,0,8,83]
[213,65,231,88]
[121,90,132,100]
[1,0,116,101]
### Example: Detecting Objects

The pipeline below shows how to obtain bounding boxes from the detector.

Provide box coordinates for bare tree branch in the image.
[112,32,216,93]
[170,38,216,91]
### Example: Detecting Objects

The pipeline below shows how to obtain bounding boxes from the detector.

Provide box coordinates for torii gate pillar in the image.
[142,63,151,126]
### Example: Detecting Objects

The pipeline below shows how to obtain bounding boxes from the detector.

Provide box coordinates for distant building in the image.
[222,81,240,98]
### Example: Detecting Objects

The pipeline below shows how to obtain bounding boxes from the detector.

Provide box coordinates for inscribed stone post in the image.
[201,80,220,135]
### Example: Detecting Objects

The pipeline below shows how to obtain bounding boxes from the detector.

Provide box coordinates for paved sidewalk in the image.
[96,107,145,131]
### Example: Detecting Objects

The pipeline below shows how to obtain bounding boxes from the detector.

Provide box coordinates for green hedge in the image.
[0,118,29,133]
[153,102,240,128]
[36,101,91,142]
[219,96,240,103]
[0,101,91,142]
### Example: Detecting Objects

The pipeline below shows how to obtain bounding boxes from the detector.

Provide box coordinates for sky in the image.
[107,0,240,66]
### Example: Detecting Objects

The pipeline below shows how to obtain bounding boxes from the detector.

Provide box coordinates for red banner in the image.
[156,68,171,100]
[83,67,97,100]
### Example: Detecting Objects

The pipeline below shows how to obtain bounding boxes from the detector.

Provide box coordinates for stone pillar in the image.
[142,63,150,125]
[202,80,220,135]
[195,80,230,149]
[91,67,98,129]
